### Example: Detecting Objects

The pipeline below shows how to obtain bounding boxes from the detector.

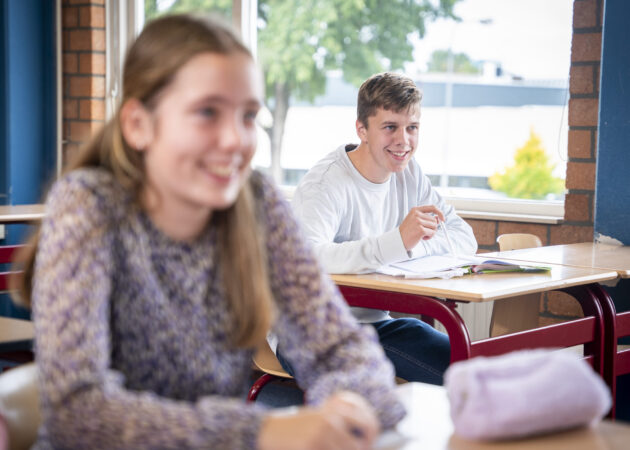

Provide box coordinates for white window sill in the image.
[457,210,563,224]
[446,196,564,224]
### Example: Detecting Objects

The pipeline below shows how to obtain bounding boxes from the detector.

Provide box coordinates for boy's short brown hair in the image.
[357,72,422,127]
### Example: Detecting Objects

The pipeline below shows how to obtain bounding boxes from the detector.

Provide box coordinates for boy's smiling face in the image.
[355,105,421,183]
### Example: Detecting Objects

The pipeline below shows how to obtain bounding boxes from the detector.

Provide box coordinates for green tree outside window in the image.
[426,49,481,74]
[488,129,565,200]
[144,0,461,182]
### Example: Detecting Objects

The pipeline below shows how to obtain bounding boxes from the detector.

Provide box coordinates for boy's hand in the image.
[399,205,445,251]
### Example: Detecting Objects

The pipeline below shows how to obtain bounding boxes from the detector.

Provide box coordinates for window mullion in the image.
[233,0,258,59]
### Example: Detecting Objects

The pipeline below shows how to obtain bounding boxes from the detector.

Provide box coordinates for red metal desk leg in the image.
[558,284,605,376]
[337,286,472,363]
[585,283,617,419]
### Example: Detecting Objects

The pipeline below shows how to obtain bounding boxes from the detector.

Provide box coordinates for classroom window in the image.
[128,0,572,221]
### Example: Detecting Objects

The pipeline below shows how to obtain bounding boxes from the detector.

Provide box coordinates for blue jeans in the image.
[276,317,450,385]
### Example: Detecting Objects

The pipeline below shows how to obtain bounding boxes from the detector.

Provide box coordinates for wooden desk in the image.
[483,242,630,278]
[332,263,617,390]
[0,205,45,224]
[0,317,33,353]
[332,262,616,303]
[380,382,630,449]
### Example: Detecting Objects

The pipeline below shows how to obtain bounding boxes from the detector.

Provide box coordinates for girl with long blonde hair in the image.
[18,14,404,449]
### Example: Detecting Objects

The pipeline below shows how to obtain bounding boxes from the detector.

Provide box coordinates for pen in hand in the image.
[440,220,458,260]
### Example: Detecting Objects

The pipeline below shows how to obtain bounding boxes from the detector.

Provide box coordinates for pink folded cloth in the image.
[444,349,611,441]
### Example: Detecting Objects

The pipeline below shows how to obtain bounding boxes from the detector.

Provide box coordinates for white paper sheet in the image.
[376,254,483,279]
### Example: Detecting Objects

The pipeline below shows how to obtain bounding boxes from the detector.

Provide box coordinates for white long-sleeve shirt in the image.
[292,144,478,322]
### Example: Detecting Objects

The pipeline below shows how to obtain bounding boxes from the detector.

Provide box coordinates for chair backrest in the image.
[0,246,23,293]
[496,233,542,251]
[248,342,294,402]
[0,363,40,450]
[252,342,292,379]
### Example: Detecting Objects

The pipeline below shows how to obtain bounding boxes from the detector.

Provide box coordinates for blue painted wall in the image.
[1,0,56,244]
[1,0,57,317]
[597,0,630,422]
[0,4,5,206]
[595,0,630,245]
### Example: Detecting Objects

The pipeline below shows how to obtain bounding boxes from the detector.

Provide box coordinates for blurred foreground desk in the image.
[0,317,33,353]
[0,317,34,368]
[0,205,45,225]
[379,382,630,449]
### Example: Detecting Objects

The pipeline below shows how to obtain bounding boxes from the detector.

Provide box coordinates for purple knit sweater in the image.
[32,168,405,449]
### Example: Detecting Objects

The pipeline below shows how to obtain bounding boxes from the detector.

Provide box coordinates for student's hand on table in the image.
[258,390,380,450]
[399,205,445,251]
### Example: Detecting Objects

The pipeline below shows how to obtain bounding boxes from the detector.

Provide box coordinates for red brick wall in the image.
[62,0,106,163]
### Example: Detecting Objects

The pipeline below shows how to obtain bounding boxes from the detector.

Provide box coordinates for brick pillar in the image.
[541,0,603,326]
[553,0,602,244]
[62,0,106,165]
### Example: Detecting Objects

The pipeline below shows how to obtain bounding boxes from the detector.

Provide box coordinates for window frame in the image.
[112,0,566,224]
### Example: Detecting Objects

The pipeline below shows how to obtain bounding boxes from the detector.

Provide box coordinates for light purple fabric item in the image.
[444,349,611,441]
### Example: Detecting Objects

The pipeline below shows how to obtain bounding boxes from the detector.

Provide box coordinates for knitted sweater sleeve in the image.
[252,173,406,429]
[32,170,266,449]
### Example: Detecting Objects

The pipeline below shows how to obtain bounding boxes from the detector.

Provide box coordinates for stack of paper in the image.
[376,255,549,279]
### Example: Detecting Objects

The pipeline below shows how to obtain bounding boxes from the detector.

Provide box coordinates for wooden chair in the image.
[247,342,293,401]
[489,233,543,337]
[247,338,407,401]
[0,363,40,450]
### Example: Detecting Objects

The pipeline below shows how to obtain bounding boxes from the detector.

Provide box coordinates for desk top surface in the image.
[0,204,45,224]
[383,382,630,449]
[483,243,630,278]
[331,262,617,302]
[0,317,34,344]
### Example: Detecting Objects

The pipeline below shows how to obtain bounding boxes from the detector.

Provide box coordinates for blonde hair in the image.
[13,14,274,348]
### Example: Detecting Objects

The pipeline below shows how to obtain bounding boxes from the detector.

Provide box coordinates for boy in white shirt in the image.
[284,72,478,384]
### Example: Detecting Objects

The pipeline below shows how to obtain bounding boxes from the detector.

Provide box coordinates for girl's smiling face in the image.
[134,51,262,231]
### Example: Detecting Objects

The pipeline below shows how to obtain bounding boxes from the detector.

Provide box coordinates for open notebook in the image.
[376,255,550,279]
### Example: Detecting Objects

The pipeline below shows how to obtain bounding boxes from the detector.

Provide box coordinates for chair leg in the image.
[247,373,281,402]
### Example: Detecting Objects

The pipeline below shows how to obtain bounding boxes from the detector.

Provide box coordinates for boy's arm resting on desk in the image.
[292,184,410,274]
[33,172,267,449]
[310,229,409,274]
[259,176,406,428]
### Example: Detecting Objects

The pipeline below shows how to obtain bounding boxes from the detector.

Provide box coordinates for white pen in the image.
[440,220,458,260]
